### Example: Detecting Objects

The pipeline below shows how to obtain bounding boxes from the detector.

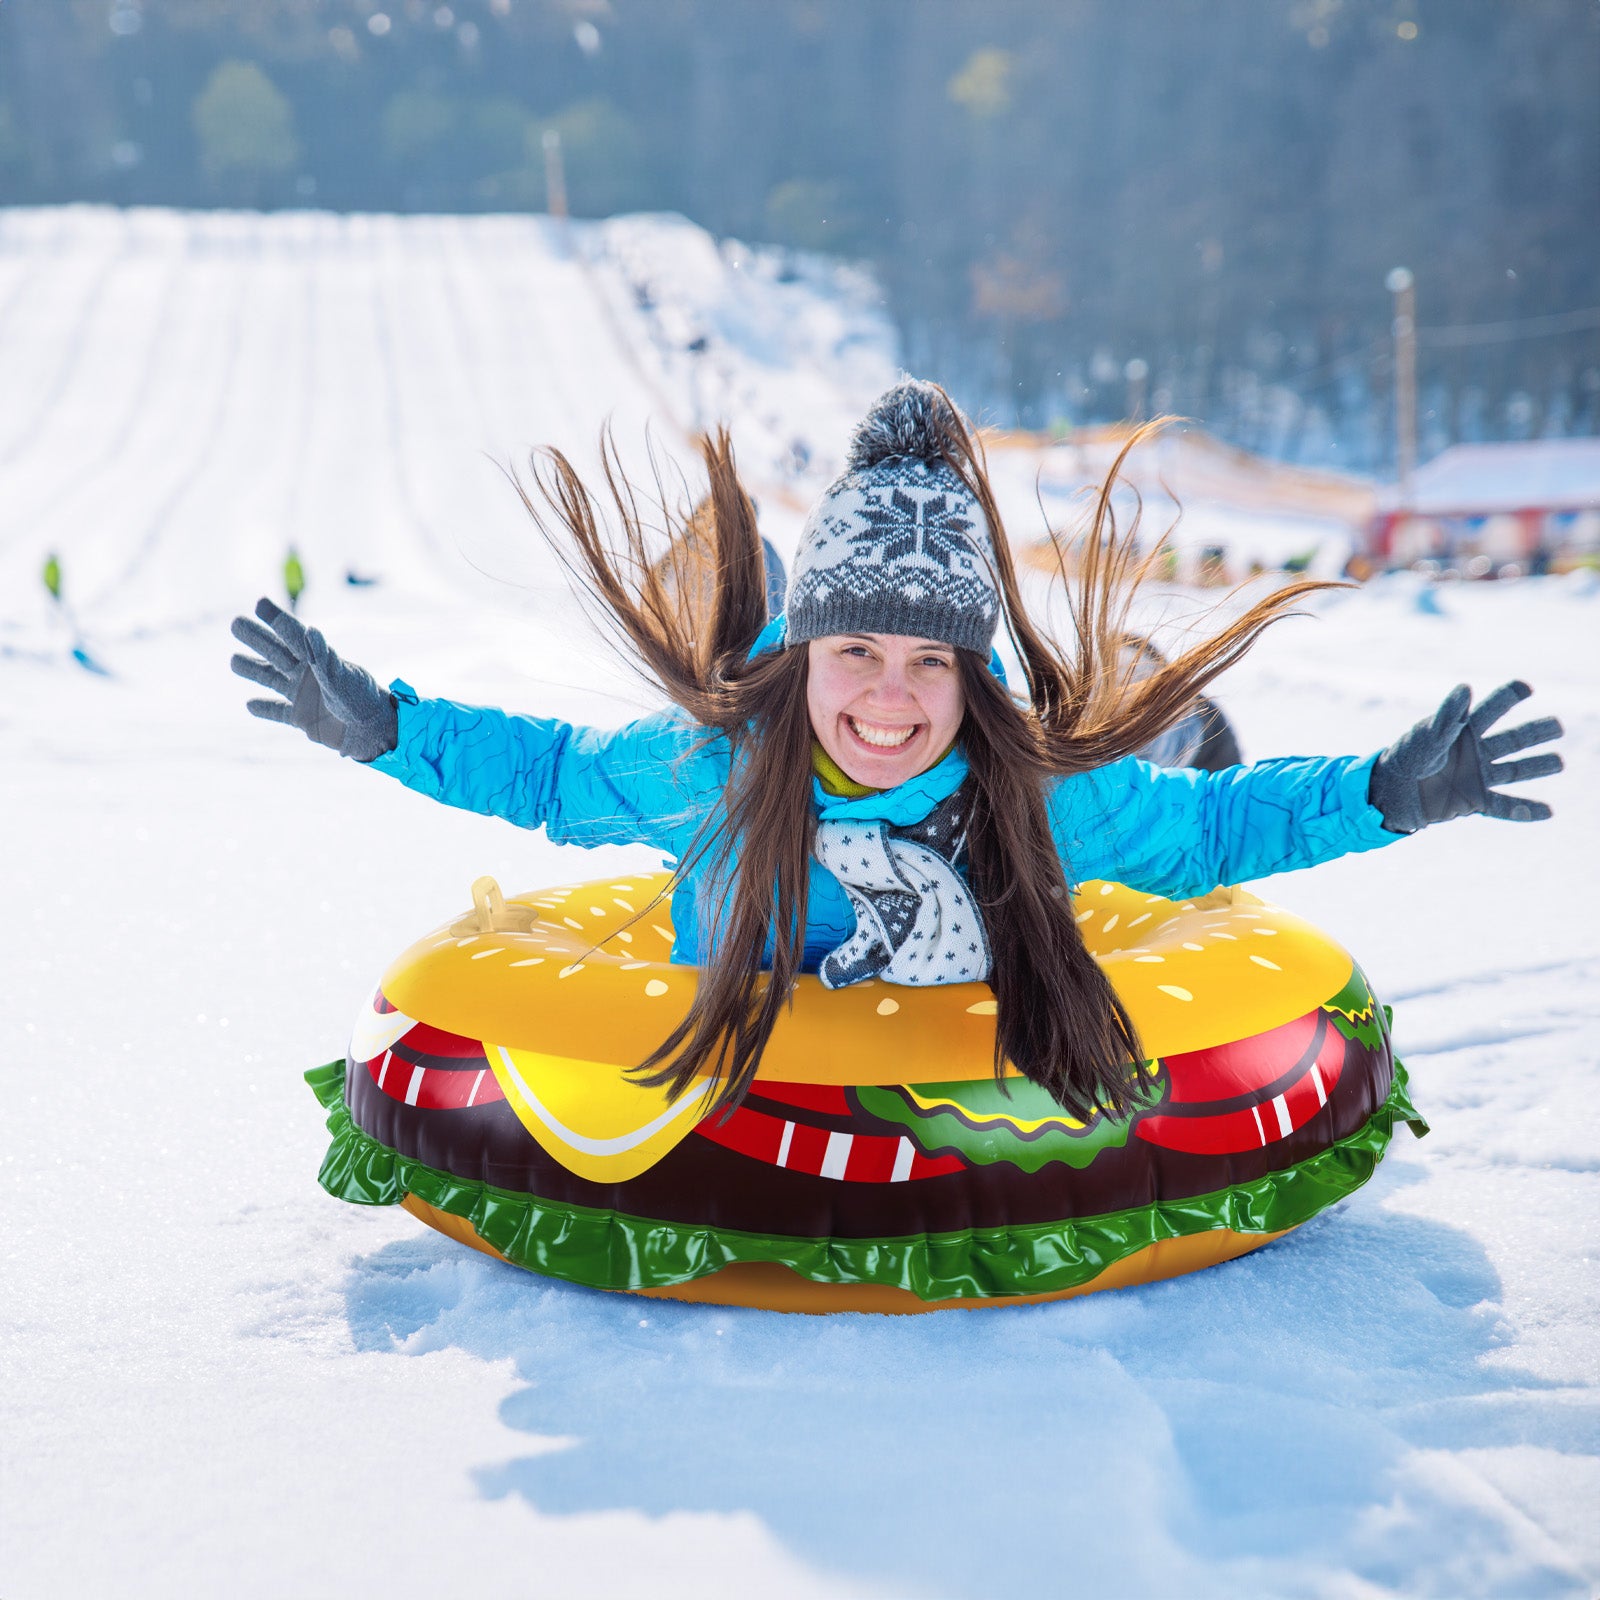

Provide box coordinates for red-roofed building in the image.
[1368,439,1600,572]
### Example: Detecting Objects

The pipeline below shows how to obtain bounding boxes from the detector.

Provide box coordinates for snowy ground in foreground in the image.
[2,208,1598,1599]
[4,573,1596,1600]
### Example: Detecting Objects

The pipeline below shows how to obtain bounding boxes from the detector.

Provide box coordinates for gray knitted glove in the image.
[229,597,398,762]
[1368,680,1563,834]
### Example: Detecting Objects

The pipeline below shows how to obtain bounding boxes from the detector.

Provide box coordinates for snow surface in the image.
[2,208,1597,1600]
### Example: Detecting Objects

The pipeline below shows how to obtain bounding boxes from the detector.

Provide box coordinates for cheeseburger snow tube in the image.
[308,873,1426,1312]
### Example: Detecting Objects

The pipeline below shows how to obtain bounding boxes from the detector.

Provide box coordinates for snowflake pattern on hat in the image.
[788,459,1000,654]
[785,379,1002,655]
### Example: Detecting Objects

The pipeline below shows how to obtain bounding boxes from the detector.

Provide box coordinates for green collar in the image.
[810,739,962,800]
[811,740,878,798]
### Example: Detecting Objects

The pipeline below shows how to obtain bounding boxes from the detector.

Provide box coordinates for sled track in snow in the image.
[0,237,122,473]
[6,248,191,553]
[86,243,259,607]
[366,227,454,571]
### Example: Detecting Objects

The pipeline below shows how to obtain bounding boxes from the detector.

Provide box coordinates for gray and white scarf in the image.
[814,786,992,990]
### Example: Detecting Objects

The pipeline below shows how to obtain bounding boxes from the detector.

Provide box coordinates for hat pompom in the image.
[846,378,969,472]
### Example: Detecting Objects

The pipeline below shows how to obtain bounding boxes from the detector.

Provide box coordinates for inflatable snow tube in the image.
[308,873,1425,1313]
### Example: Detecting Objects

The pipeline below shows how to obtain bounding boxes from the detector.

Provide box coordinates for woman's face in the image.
[806,633,966,789]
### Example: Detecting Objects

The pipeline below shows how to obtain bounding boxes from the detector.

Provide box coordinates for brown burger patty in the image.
[343,1026,1393,1240]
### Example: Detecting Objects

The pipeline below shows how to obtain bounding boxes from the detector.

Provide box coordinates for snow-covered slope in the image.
[2,208,1596,1600]
[0,206,897,651]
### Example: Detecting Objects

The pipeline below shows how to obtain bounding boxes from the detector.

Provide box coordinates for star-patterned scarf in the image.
[811,746,992,991]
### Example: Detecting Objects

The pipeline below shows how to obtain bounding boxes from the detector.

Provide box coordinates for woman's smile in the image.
[846,715,919,750]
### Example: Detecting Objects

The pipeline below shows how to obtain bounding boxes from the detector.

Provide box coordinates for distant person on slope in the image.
[1120,634,1244,771]
[230,380,1565,1118]
[650,493,789,631]
[284,547,305,614]
[40,548,110,674]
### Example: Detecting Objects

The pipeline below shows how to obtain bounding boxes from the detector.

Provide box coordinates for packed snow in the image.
[2,208,1596,1600]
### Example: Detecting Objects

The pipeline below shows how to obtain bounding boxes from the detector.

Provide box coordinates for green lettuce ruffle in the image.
[306,1059,1427,1302]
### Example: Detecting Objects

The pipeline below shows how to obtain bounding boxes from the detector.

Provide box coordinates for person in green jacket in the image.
[42,552,62,604]
[283,547,305,614]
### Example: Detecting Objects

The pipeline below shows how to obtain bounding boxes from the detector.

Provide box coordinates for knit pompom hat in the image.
[784,379,1001,655]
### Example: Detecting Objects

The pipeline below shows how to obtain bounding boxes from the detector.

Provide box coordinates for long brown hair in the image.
[516,404,1335,1118]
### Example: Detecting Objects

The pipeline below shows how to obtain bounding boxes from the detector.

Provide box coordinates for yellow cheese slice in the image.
[489,1044,715,1184]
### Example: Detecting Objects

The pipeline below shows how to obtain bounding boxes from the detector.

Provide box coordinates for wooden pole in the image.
[542,128,568,221]
[1124,357,1149,423]
[1386,267,1416,504]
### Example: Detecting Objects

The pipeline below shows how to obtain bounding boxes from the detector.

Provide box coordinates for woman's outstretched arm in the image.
[1049,682,1563,901]
[1052,750,1394,901]
[369,684,721,853]
[230,595,722,854]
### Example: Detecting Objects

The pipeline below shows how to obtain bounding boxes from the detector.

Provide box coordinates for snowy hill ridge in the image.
[0,205,899,650]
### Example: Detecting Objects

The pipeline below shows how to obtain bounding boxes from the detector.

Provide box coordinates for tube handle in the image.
[472,875,507,934]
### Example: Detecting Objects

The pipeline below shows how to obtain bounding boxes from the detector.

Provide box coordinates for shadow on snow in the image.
[341,1156,1590,1599]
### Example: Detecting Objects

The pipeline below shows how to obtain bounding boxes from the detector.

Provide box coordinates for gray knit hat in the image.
[785,379,1001,655]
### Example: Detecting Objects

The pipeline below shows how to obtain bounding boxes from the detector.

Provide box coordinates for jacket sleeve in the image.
[366,681,723,856]
[1047,752,1401,901]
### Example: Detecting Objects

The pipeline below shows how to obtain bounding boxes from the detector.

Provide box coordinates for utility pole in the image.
[1386,267,1417,503]
[542,128,568,222]
[1124,357,1149,423]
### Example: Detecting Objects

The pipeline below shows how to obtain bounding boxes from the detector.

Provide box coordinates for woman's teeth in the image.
[849,717,916,749]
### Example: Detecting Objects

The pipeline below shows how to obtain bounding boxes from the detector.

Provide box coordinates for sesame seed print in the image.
[814,785,992,990]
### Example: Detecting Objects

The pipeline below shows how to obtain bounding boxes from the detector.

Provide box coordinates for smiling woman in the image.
[490,379,1404,1118]
[228,376,1567,1309]
[232,379,1563,1132]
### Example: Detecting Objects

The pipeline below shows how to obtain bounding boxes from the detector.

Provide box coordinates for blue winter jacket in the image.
[370,682,1399,969]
